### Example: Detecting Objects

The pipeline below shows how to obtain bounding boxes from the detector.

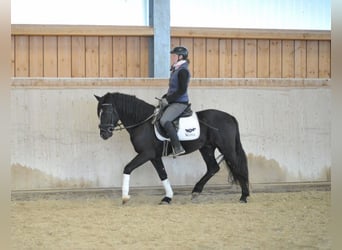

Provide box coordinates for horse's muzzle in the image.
[100,128,113,140]
[100,131,112,140]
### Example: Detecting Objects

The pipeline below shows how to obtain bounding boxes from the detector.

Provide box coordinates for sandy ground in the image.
[11,190,331,250]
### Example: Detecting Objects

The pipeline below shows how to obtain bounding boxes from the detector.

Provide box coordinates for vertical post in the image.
[149,0,170,77]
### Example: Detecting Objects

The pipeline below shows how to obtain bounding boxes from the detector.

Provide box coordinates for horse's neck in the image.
[114,95,154,127]
[117,111,136,127]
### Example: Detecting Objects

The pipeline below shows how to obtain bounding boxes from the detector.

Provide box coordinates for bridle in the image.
[98,103,156,132]
[98,103,117,133]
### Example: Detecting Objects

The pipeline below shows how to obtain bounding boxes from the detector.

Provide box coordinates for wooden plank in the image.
[12,24,153,36]
[180,38,193,75]
[206,38,219,78]
[294,40,307,78]
[15,36,29,77]
[58,36,72,77]
[219,39,232,78]
[71,36,85,77]
[244,39,257,77]
[11,36,15,76]
[257,40,270,78]
[171,27,331,40]
[270,40,282,77]
[12,25,330,41]
[171,37,180,50]
[231,39,245,78]
[307,40,319,78]
[282,40,295,78]
[126,37,140,77]
[318,41,331,78]
[193,38,206,77]
[140,36,150,77]
[85,36,99,77]
[29,36,43,77]
[12,78,330,89]
[43,36,58,77]
[99,36,113,77]
[113,36,127,77]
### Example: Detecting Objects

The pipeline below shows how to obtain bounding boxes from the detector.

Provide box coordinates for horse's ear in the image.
[94,95,101,102]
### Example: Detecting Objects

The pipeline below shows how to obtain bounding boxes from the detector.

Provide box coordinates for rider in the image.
[160,46,191,156]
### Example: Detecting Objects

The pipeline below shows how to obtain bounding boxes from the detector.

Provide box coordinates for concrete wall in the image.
[11,78,331,190]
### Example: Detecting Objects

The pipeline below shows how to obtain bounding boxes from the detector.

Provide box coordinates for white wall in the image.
[171,0,331,30]
[11,0,330,30]
[11,79,331,190]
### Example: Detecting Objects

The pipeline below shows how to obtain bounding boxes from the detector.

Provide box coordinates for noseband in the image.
[98,103,117,133]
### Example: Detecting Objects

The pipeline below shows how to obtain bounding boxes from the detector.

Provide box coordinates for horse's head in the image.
[95,93,120,140]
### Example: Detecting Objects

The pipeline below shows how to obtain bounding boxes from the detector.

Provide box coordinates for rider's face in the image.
[171,53,179,64]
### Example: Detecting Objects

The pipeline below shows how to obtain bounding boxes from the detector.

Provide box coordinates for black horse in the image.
[95,92,249,204]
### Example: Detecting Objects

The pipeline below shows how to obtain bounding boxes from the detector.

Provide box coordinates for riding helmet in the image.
[170,46,188,59]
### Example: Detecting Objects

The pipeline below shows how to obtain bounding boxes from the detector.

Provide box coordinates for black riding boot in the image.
[163,121,185,156]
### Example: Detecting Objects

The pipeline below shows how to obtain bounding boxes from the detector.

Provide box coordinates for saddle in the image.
[154,104,200,142]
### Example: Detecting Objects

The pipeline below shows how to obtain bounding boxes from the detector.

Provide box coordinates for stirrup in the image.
[172,145,185,157]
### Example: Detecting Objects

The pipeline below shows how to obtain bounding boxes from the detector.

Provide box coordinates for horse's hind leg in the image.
[191,145,220,199]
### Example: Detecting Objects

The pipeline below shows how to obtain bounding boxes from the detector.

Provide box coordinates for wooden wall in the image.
[11,25,152,78]
[11,25,331,78]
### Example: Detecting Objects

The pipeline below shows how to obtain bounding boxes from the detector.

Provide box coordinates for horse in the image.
[95,92,249,204]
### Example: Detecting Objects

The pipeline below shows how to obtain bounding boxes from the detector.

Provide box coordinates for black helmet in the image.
[170,46,188,59]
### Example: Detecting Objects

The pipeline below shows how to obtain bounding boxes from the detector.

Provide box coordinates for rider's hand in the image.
[161,97,168,109]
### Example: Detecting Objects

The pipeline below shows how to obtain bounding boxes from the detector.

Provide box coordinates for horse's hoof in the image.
[239,197,247,203]
[191,192,200,200]
[159,196,172,205]
[122,195,131,205]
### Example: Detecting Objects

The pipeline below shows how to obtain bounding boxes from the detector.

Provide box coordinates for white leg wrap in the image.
[162,179,173,198]
[122,174,130,198]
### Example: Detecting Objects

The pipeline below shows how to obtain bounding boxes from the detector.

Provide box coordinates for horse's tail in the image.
[234,117,249,182]
[224,116,249,197]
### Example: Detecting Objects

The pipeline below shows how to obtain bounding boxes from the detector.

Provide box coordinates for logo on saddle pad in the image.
[154,113,200,141]
[185,128,196,133]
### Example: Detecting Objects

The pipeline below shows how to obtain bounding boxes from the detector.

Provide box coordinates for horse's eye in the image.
[108,127,114,132]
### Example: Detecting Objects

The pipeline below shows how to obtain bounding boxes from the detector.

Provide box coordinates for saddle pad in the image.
[154,112,200,141]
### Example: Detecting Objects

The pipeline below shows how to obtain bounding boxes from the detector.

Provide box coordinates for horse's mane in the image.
[109,92,155,123]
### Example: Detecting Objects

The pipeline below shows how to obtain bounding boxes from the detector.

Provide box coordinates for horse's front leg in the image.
[151,158,173,205]
[122,152,152,204]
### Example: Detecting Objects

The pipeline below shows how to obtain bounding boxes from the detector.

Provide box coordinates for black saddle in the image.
[180,105,193,117]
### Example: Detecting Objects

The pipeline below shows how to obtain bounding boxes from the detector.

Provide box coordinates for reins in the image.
[113,110,219,131]
[102,99,219,132]
[113,113,155,131]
